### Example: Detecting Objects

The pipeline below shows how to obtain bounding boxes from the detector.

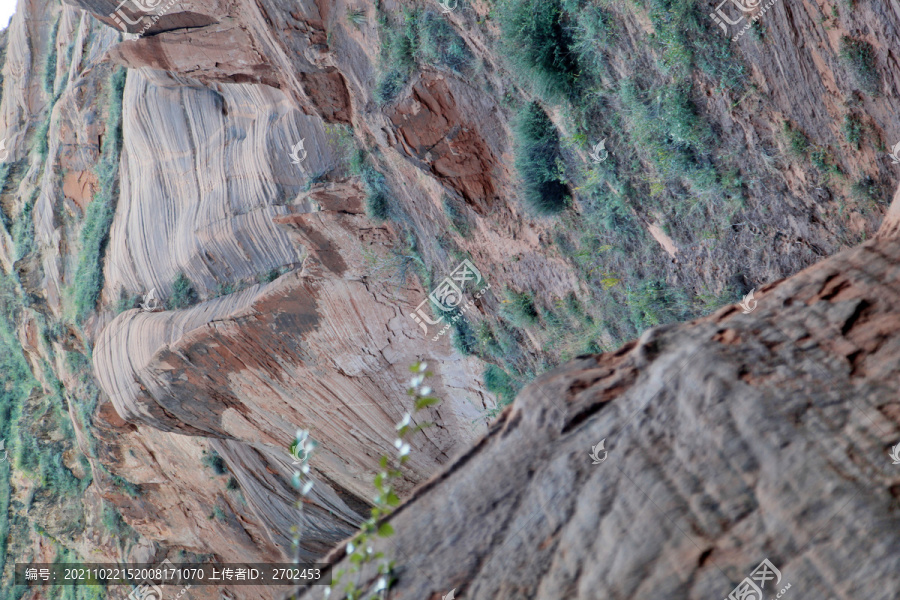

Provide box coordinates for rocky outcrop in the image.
[93,202,494,560]
[297,196,900,599]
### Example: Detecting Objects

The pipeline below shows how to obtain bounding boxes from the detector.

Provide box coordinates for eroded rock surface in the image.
[297,204,900,599]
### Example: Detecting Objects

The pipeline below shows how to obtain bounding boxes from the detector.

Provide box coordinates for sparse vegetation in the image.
[346,8,367,27]
[500,289,540,327]
[851,176,884,205]
[442,195,471,237]
[483,364,521,406]
[497,0,578,100]
[374,8,472,104]
[350,149,392,221]
[840,36,879,95]
[72,67,127,321]
[451,313,477,355]
[513,102,570,215]
[414,10,471,73]
[783,120,810,156]
[168,271,199,309]
[42,15,60,96]
[201,450,228,475]
[842,113,864,149]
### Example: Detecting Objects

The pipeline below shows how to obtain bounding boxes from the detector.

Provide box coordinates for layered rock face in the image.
[3,0,895,597]
[298,192,900,600]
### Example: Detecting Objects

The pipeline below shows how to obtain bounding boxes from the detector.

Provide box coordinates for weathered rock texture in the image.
[297,197,900,599]
[6,0,900,596]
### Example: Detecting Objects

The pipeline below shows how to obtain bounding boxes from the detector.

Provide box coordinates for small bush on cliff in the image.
[415,10,471,73]
[500,288,540,327]
[840,36,879,95]
[351,150,393,221]
[483,364,521,406]
[442,195,470,237]
[201,450,228,475]
[513,102,570,215]
[168,272,199,310]
[497,0,578,101]
[451,314,478,355]
[374,8,416,104]
[42,15,60,96]
[842,113,864,150]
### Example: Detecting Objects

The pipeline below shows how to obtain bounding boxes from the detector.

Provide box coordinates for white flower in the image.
[417,362,428,372]
[397,442,411,457]
[323,588,331,599]
[301,480,314,495]
[347,542,355,554]
[300,464,310,475]
[419,386,432,396]
[373,577,387,592]
[410,374,425,387]
[395,414,412,430]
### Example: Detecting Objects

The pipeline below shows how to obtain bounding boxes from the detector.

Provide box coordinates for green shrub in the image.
[168,272,199,309]
[12,195,35,260]
[101,504,128,535]
[216,282,235,296]
[442,195,470,237]
[110,474,141,498]
[840,36,879,94]
[72,68,127,321]
[257,268,281,284]
[201,450,228,475]
[842,114,864,149]
[451,314,477,355]
[782,120,809,156]
[346,8,367,27]
[43,16,60,96]
[115,287,139,313]
[34,115,51,160]
[351,150,393,221]
[483,364,521,406]
[476,321,503,357]
[374,10,416,104]
[851,176,884,204]
[500,289,540,327]
[625,280,690,332]
[415,11,471,72]
[514,102,570,215]
[497,0,577,100]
